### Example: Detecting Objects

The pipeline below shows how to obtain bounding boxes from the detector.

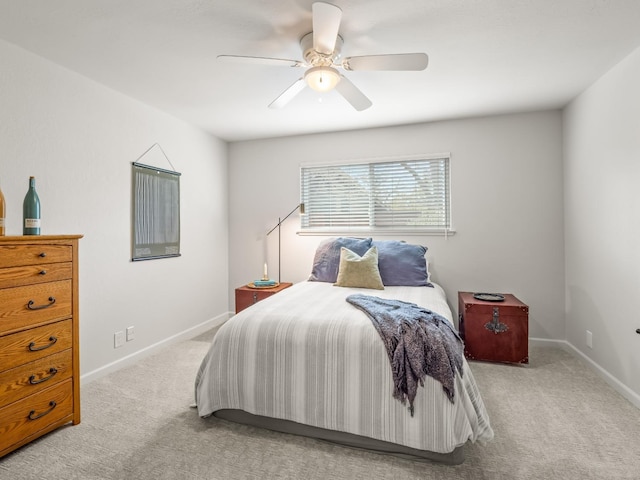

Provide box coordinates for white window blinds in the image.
[300,155,451,233]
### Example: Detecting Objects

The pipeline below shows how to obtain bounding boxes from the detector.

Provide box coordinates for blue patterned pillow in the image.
[309,237,373,283]
[372,240,432,287]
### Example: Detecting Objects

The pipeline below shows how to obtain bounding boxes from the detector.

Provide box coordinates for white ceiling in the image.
[1,0,640,142]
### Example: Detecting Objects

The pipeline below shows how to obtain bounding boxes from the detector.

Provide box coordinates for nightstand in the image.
[235,282,293,314]
[458,291,529,364]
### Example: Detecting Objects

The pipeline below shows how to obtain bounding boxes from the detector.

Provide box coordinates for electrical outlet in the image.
[126,326,135,342]
[114,331,125,348]
[586,330,593,349]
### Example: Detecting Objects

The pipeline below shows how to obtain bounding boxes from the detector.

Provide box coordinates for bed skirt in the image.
[213,409,465,465]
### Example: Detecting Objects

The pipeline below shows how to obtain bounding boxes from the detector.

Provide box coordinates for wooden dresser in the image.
[0,235,82,457]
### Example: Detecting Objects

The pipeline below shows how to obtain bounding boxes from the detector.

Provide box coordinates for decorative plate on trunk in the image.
[473,293,505,302]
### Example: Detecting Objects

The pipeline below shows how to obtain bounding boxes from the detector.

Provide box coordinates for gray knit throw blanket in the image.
[346,294,463,416]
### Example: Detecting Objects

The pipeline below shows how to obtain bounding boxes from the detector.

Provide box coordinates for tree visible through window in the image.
[300,155,450,233]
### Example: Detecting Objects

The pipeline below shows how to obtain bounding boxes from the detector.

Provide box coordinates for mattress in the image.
[195,281,493,461]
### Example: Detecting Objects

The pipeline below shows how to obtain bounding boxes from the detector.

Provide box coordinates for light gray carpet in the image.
[1,328,639,480]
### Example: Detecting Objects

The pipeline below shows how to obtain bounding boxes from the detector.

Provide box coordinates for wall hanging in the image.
[131,144,181,261]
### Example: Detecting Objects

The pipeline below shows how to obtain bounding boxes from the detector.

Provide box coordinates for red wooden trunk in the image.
[458,292,529,364]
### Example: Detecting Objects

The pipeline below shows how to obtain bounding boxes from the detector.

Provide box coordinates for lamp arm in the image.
[266,203,302,236]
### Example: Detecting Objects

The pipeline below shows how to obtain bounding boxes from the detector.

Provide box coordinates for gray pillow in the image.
[309,237,373,283]
[372,240,432,287]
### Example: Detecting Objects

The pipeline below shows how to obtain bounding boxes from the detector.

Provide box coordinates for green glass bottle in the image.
[23,176,41,235]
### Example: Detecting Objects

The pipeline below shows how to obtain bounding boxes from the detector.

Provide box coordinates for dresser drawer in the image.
[0,280,72,335]
[0,379,74,454]
[0,262,73,289]
[0,349,72,406]
[0,245,72,268]
[0,319,72,372]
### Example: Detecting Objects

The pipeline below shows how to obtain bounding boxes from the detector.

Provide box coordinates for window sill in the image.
[297,228,456,237]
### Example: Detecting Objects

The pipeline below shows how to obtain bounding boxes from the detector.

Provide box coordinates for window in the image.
[300,154,451,234]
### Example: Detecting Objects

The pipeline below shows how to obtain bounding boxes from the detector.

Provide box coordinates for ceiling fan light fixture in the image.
[304,66,341,92]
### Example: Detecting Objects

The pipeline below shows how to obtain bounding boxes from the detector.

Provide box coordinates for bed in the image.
[195,238,493,464]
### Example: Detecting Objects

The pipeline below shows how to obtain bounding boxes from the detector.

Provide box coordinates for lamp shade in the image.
[304,66,341,92]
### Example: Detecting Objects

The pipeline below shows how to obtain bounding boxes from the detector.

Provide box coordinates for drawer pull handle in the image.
[39,270,47,275]
[39,252,47,258]
[28,401,57,421]
[29,368,58,385]
[28,336,58,352]
[27,296,56,310]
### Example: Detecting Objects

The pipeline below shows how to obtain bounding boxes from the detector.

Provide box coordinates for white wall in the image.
[229,111,565,339]
[0,39,229,379]
[564,45,640,401]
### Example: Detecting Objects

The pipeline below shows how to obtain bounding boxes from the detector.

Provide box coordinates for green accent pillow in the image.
[334,246,384,290]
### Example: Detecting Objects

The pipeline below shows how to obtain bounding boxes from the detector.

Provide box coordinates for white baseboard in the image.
[528,337,569,348]
[529,337,640,409]
[80,311,231,384]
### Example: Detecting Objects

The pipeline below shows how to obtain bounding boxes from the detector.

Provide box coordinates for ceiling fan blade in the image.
[218,55,303,68]
[268,78,307,109]
[334,75,372,111]
[312,2,342,55]
[343,53,429,71]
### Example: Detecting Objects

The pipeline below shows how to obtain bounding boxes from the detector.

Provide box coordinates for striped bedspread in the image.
[195,281,494,454]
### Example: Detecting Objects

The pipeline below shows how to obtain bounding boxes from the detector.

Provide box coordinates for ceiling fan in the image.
[218,2,429,111]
